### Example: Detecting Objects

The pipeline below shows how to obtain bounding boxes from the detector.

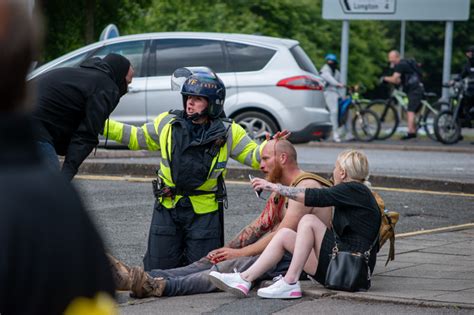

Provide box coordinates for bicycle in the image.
[366,88,439,140]
[338,87,381,142]
[434,78,473,144]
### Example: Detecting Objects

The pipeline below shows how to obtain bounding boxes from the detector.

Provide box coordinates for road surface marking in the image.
[373,186,474,197]
[397,223,474,238]
[75,175,474,197]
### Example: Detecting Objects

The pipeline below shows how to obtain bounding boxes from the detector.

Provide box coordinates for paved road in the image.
[74,177,474,315]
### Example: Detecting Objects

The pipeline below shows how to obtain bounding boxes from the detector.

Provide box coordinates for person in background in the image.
[320,53,353,142]
[460,45,474,117]
[383,50,424,140]
[32,52,134,180]
[0,1,116,314]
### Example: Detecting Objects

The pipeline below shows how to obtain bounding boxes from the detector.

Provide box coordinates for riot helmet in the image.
[180,69,226,119]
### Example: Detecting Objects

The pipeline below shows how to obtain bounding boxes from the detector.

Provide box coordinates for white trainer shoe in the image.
[257,276,302,299]
[209,271,251,298]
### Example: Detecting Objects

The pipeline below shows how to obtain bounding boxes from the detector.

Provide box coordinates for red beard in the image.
[266,162,283,184]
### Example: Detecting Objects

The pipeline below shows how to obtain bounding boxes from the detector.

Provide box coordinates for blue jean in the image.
[148,252,293,296]
[37,141,60,171]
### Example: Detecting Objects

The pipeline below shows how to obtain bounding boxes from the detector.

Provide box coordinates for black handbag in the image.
[324,228,377,292]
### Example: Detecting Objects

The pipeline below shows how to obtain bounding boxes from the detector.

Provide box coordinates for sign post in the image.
[323,0,470,99]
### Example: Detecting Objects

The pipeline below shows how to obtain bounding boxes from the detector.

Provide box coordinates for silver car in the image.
[29,32,331,143]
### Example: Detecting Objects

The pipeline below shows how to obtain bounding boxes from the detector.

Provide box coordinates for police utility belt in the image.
[152,178,223,200]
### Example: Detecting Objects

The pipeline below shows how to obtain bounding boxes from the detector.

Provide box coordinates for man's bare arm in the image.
[225,218,268,249]
[275,185,306,202]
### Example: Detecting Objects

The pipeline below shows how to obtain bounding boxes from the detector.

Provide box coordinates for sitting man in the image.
[108,139,333,298]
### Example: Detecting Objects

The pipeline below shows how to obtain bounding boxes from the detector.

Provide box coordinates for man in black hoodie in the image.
[32,52,134,180]
[0,1,115,315]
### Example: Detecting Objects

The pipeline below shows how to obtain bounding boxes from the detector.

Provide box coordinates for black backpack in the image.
[403,59,423,90]
[463,66,474,97]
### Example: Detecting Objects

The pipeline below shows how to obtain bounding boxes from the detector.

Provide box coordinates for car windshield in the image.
[290,45,318,75]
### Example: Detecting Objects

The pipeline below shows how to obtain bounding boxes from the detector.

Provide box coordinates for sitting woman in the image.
[209,149,381,299]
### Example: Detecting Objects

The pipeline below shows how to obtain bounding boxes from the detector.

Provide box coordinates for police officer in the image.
[383,50,424,140]
[104,69,270,270]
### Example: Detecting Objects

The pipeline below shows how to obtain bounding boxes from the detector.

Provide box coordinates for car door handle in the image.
[128,86,142,93]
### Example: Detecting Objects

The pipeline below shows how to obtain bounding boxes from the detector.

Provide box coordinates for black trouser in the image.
[147,252,294,296]
[406,87,423,113]
[143,197,221,271]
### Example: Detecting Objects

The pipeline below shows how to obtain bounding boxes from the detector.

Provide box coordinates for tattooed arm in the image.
[275,184,306,203]
[252,178,306,203]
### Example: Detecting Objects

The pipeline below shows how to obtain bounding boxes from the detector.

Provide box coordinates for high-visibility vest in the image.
[104,111,266,214]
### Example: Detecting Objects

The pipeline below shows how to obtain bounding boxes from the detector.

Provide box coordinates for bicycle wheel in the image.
[421,102,441,141]
[434,110,461,144]
[367,100,399,140]
[352,109,381,142]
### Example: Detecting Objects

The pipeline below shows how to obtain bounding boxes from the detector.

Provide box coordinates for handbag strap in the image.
[330,209,379,259]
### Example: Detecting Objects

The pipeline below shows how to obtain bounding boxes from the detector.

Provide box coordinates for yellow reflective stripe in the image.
[146,123,160,143]
[255,143,262,161]
[122,124,132,144]
[231,136,250,157]
[210,169,223,179]
[157,113,175,135]
[136,128,148,149]
[226,125,233,157]
[244,151,253,166]
[161,158,170,168]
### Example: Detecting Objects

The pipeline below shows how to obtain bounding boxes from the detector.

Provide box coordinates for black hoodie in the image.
[32,54,130,180]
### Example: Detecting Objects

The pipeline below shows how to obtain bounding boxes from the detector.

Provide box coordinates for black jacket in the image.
[32,56,128,180]
[0,114,115,315]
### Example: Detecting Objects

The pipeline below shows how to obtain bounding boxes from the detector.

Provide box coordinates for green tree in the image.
[40,0,150,62]
[123,0,392,89]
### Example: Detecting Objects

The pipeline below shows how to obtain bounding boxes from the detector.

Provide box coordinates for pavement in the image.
[113,225,474,311]
[77,138,474,311]
[301,225,474,310]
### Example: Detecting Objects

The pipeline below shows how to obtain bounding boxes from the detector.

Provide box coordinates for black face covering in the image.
[328,61,338,72]
[103,53,131,97]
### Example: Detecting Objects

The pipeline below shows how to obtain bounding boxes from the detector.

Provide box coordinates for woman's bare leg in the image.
[283,214,327,284]
[240,228,296,282]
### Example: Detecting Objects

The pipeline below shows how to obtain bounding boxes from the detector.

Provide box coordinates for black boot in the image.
[400,132,417,140]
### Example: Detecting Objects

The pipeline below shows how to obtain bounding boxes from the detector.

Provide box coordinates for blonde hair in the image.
[336,149,371,187]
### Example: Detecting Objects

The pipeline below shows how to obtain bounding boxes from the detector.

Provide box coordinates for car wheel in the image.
[233,111,278,141]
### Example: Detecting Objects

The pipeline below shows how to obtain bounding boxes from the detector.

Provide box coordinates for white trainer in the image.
[209,271,251,298]
[257,276,302,299]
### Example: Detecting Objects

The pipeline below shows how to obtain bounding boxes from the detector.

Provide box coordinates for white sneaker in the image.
[209,271,251,298]
[257,276,302,299]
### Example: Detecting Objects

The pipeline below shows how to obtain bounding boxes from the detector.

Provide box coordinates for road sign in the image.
[323,0,470,21]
